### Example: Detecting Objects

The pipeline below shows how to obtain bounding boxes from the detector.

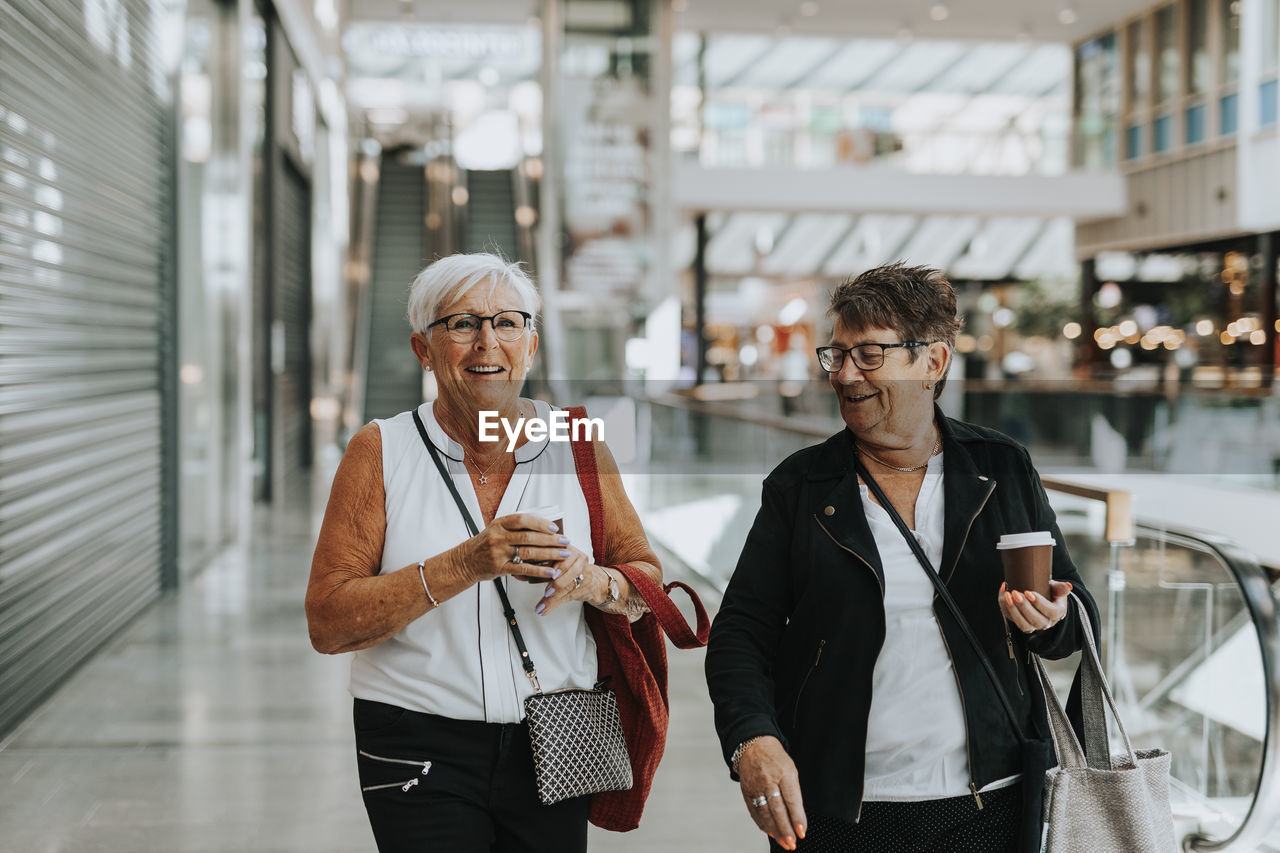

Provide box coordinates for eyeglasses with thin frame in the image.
[426,311,532,342]
[815,341,932,373]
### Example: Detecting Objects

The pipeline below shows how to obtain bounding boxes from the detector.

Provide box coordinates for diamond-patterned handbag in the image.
[416,414,634,806]
[523,680,634,805]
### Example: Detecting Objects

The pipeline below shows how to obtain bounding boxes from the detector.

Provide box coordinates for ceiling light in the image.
[929,3,949,22]
[799,2,819,16]
[1057,6,1078,25]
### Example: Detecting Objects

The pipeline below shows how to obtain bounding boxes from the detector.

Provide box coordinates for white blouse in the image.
[860,452,1017,800]
[347,400,599,724]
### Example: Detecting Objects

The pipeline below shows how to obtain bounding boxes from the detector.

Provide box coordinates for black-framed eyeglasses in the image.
[426,311,532,342]
[815,341,932,373]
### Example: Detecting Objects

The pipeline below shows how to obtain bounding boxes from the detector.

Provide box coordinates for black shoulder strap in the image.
[412,409,541,692]
[854,454,1030,744]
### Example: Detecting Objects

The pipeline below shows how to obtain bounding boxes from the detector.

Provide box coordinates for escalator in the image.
[355,163,529,424]
[462,169,520,259]
[361,157,428,423]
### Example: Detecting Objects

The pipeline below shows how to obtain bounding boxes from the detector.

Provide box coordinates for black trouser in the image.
[353,699,590,853]
[773,783,1021,853]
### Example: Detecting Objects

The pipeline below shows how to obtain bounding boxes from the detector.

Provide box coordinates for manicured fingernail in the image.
[1026,591,1037,602]
[535,603,546,615]
[1005,592,1013,606]
[797,825,806,839]
[558,536,569,545]
[551,569,562,579]
[1067,582,1074,590]
[1000,581,1007,592]
[558,549,570,557]
[1012,591,1024,603]
[785,839,795,850]
[544,587,555,598]
[547,523,559,532]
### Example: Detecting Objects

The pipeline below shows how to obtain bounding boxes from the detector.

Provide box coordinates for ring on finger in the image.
[750,795,768,808]
[511,545,522,565]
[573,572,584,589]
[767,791,781,800]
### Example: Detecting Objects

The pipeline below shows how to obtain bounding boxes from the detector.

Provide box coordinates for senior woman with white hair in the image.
[306,253,662,853]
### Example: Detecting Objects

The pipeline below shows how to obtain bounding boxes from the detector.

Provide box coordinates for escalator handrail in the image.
[1132,527,1280,853]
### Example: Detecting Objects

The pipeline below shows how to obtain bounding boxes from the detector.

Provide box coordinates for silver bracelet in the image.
[417,560,440,608]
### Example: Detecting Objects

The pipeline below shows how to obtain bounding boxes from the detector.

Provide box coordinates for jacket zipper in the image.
[358,750,433,793]
[791,639,826,728]
[1002,618,1025,696]
[815,515,883,821]
[934,478,997,810]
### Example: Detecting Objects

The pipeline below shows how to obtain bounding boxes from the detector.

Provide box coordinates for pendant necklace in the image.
[856,435,942,473]
[467,454,503,485]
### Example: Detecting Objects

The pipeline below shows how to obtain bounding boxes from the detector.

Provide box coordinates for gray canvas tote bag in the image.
[1032,594,1175,853]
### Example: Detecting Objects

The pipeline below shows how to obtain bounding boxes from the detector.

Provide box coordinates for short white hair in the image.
[407,253,541,335]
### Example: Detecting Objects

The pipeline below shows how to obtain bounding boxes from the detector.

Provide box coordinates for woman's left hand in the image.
[536,546,607,616]
[998,579,1073,634]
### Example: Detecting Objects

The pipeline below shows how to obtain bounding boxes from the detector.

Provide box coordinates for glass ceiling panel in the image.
[987,44,1070,97]
[733,38,841,89]
[949,217,1043,280]
[859,41,967,93]
[803,40,901,92]
[704,35,776,88]
[919,43,1031,94]
[897,215,981,270]
[761,213,852,276]
[706,212,790,275]
[1013,217,1075,279]
[822,214,917,277]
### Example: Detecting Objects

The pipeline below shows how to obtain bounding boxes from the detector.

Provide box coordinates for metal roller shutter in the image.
[0,0,171,736]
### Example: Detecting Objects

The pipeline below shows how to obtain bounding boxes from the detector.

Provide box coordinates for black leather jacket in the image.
[705,412,1099,824]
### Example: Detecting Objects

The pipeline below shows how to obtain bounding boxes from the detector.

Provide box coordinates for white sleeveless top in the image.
[347,400,599,723]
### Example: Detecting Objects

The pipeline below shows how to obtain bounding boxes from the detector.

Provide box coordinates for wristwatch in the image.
[603,568,620,605]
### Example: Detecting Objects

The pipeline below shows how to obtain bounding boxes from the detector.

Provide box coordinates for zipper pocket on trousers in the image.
[358,750,433,793]
[792,639,826,728]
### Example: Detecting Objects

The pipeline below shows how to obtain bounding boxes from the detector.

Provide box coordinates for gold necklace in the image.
[856,435,942,473]
[467,453,505,485]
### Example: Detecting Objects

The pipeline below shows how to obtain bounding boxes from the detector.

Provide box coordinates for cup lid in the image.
[997,531,1055,549]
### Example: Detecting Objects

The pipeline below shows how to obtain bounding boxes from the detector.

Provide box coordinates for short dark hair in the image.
[828,262,962,399]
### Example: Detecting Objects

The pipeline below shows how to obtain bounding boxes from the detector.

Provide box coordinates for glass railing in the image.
[635,395,1280,852]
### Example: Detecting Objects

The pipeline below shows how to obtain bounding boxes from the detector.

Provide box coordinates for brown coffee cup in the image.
[515,504,564,581]
[997,531,1054,599]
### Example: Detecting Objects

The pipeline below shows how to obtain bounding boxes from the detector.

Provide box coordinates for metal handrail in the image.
[644,394,1280,851]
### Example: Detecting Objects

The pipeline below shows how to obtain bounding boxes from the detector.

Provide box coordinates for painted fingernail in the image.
[547,523,559,532]
[551,569,562,579]
[1067,582,1074,590]
[1026,591,1037,602]
[1012,591,1024,603]
[1005,592,1013,606]
[785,838,795,850]
[544,587,555,598]
[1000,581,1007,592]
[797,825,806,839]
[558,536,569,545]
[559,549,570,557]
[535,603,546,615]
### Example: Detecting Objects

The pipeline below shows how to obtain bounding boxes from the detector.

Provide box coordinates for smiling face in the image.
[410,280,538,415]
[828,320,948,446]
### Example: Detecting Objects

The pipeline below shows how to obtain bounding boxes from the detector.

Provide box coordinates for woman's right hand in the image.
[452,513,568,584]
[737,736,807,851]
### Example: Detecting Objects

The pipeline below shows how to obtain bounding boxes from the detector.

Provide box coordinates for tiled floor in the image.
[0,492,760,853]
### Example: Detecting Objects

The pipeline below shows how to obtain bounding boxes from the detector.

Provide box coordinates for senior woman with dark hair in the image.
[306,253,660,853]
[705,262,1099,853]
